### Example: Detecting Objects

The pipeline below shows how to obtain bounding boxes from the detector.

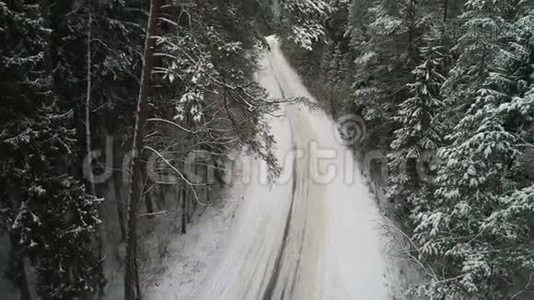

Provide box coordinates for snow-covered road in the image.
[148,37,390,299]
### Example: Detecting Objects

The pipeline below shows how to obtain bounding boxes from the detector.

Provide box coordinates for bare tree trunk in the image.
[407,0,417,60]
[85,7,106,298]
[443,0,449,22]
[144,183,154,219]
[181,183,187,234]
[124,0,160,299]
[113,136,127,241]
[186,170,191,224]
[206,177,210,205]
[192,162,198,214]
[158,185,166,210]
[85,4,95,195]
[9,233,31,300]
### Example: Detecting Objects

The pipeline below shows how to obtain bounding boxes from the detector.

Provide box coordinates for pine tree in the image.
[121,0,283,296]
[440,0,512,126]
[388,26,446,222]
[0,1,103,298]
[350,0,431,150]
[278,0,331,50]
[151,0,279,173]
[410,2,534,297]
[273,0,534,297]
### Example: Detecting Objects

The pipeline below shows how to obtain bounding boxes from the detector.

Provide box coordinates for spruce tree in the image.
[278,0,331,50]
[388,26,446,222]
[0,1,103,298]
[350,0,430,150]
[411,2,534,297]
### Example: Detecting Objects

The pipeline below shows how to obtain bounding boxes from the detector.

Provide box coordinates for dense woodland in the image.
[0,0,533,299]
[285,0,534,298]
[0,0,326,298]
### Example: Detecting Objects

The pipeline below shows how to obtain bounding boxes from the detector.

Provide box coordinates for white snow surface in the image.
[146,36,391,300]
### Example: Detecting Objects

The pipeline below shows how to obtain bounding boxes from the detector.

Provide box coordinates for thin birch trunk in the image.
[124,0,160,298]
[85,5,95,195]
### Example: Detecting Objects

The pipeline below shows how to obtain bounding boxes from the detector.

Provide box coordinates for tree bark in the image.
[124,0,160,299]
[443,0,449,22]
[112,135,127,241]
[144,183,154,219]
[85,3,95,195]
[181,184,187,234]
[9,233,31,300]
[407,0,417,61]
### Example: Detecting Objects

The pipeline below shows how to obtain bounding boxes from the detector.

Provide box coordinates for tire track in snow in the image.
[262,152,297,300]
[258,36,388,299]
[150,36,391,299]
[262,48,302,299]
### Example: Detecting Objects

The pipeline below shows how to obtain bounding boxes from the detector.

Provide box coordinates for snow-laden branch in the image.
[147,118,197,134]
[144,146,210,206]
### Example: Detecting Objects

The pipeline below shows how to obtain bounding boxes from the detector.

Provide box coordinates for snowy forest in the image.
[0,0,533,299]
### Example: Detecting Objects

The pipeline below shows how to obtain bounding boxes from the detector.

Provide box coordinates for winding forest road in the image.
[194,37,389,299]
[149,37,391,300]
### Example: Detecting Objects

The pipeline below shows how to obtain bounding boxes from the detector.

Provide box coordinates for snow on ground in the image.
[0,235,16,299]
[145,36,401,299]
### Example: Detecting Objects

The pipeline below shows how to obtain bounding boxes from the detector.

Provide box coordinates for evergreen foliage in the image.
[282,0,534,298]
[1,0,533,298]
[0,1,103,298]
